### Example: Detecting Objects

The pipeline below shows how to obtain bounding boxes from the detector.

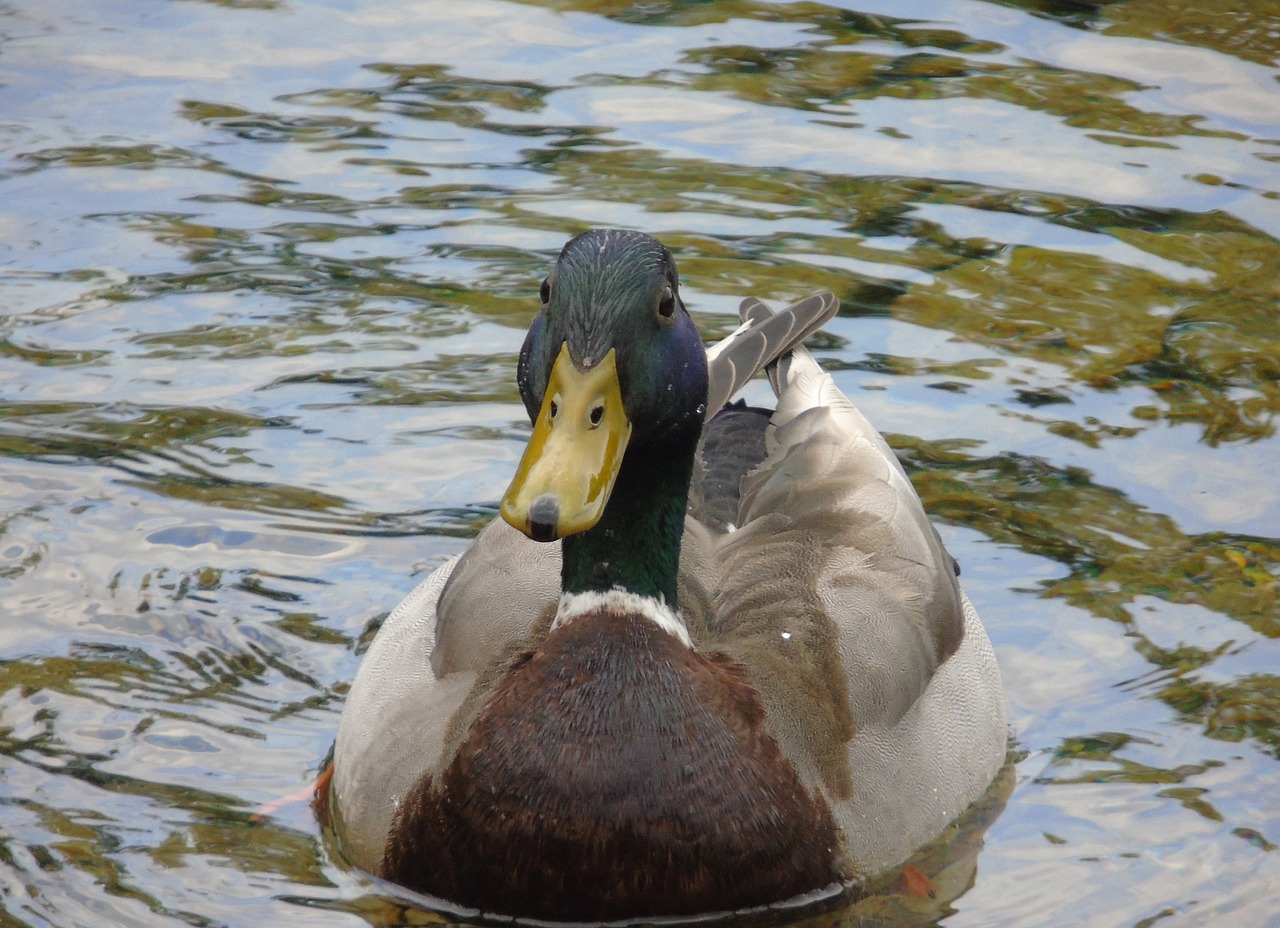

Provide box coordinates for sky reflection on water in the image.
[1,1,1279,926]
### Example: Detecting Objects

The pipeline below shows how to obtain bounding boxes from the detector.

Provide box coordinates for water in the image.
[2,1,1278,925]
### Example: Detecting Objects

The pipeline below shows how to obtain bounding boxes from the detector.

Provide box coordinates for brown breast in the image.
[383,610,846,921]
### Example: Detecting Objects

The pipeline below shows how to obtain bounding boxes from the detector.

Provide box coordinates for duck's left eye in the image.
[540,278,551,306]
[657,286,675,320]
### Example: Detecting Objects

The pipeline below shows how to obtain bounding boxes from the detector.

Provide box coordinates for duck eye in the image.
[540,278,551,306]
[589,404,604,427]
[549,398,559,420]
[657,286,675,319]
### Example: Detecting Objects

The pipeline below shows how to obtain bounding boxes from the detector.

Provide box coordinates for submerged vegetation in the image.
[1,0,1277,925]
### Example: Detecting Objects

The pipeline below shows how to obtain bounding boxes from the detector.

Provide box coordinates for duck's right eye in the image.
[540,278,551,305]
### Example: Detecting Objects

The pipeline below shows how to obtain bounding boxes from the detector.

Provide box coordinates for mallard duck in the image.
[328,229,1006,921]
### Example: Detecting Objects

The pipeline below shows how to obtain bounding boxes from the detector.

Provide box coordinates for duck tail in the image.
[703,291,838,418]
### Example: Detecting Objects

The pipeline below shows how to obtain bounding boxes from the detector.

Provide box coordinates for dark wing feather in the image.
[690,402,771,532]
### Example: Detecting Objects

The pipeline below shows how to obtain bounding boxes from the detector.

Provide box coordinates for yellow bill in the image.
[501,345,632,542]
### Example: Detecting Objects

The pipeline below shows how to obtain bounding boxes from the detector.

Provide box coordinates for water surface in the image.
[2,1,1278,926]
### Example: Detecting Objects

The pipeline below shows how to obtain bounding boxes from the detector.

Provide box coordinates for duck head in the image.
[501,229,709,543]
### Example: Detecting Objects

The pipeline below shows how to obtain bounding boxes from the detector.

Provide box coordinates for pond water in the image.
[2,1,1278,926]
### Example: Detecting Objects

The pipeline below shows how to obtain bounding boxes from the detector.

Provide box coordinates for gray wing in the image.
[709,341,1005,874]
